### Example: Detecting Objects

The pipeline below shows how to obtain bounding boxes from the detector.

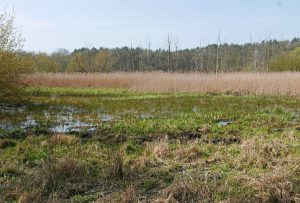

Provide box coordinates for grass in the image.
[27,71,300,96]
[1,87,300,202]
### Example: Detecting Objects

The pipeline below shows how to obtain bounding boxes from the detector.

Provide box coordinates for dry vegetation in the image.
[28,72,300,96]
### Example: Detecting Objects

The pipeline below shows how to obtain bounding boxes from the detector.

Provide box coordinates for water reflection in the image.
[50,119,95,133]
[0,104,97,134]
[100,114,113,122]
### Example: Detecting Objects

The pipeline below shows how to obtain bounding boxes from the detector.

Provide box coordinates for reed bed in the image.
[27,72,300,96]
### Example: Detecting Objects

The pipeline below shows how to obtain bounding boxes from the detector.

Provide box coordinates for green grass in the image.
[1,87,300,202]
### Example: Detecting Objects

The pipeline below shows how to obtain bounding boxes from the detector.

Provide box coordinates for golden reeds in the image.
[27,72,300,96]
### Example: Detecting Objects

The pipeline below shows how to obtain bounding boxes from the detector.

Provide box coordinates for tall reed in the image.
[27,72,300,96]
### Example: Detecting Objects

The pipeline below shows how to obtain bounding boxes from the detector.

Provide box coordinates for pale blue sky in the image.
[1,0,299,53]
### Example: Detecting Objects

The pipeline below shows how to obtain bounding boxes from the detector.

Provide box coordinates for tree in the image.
[130,42,135,71]
[269,47,300,71]
[0,11,23,51]
[67,52,88,72]
[42,38,300,73]
[167,34,172,71]
[31,53,59,72]
[51,48,70,72]
[94,50,113,72]
[216,31,220,75]
[0,10,31,102]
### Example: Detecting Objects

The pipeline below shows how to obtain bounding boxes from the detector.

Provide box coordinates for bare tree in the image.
[254,49,258,72]
[174,38,179,71]
[147,41,151,70]
[137,42,143,71]
[216,31,221,75]
[167,34,172,71]
[130,41,135,71]
[82,43,94,72]
[0,10,24,51]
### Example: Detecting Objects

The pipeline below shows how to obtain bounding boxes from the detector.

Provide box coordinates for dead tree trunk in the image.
[216,31,220,75]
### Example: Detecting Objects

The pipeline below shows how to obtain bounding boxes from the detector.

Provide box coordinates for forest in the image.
[23,38,300,73]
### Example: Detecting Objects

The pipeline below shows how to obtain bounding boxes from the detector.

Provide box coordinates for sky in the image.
[1,0,299,53]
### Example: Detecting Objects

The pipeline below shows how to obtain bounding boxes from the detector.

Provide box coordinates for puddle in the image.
[100,114,113,122]
[21,115,38,128]
[50,119,95,133]
[140,113,154,119]
[0,107,98,134]
[217,119,232,126]
[0,104,26,114]
[0,122,15,131]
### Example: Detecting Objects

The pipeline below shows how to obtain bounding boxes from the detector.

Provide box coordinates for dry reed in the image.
[27,72,300,96]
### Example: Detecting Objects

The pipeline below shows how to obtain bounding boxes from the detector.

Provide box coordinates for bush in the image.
[0,51,31,101]
[0,11,31,102]
[269,47,300,71]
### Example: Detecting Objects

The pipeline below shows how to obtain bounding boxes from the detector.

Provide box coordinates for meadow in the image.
[1,85,300,202]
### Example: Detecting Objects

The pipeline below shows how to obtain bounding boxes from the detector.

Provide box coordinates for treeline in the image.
[23,38,300,73]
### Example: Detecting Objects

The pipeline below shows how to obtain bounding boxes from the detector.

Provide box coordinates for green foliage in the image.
[94,50,114,72]
[0,11,32,102]
[31,53,59,72]
[21,38,300,73]
[51,48,70,72]
[67,49,115,72]
[269,47,300,71]
[0,51,32,101]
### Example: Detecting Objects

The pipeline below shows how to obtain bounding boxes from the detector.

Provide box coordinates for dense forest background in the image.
[22,38,300,73]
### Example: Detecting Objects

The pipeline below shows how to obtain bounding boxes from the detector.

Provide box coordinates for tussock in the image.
[236,138,290,169]
[28,72,300,96]
[173,142,203,163]
[239,167,296,202]
[144,140,170,160]
[107,149,126,179]
[120,185,139,203]
[160,170,217,202]
[50,134,79,145]
[18,157,93,202]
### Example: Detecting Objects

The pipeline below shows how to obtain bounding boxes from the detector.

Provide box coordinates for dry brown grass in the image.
[149,140,170,160]
[27,72,300,96]
[173,143,204,163]
[49,134,79,146]
[17,157,94,202]
[246,167,295,202]
[107,148,126,179]
[235,138,290,170]
[120,185,139,203]
[159,169,218,203]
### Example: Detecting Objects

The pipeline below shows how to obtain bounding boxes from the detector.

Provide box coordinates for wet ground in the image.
[1,93,300,137]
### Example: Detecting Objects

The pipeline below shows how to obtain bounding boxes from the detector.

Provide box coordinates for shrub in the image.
[269,47,300,71]
[0,51,31,101]
[0,10,32,102]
